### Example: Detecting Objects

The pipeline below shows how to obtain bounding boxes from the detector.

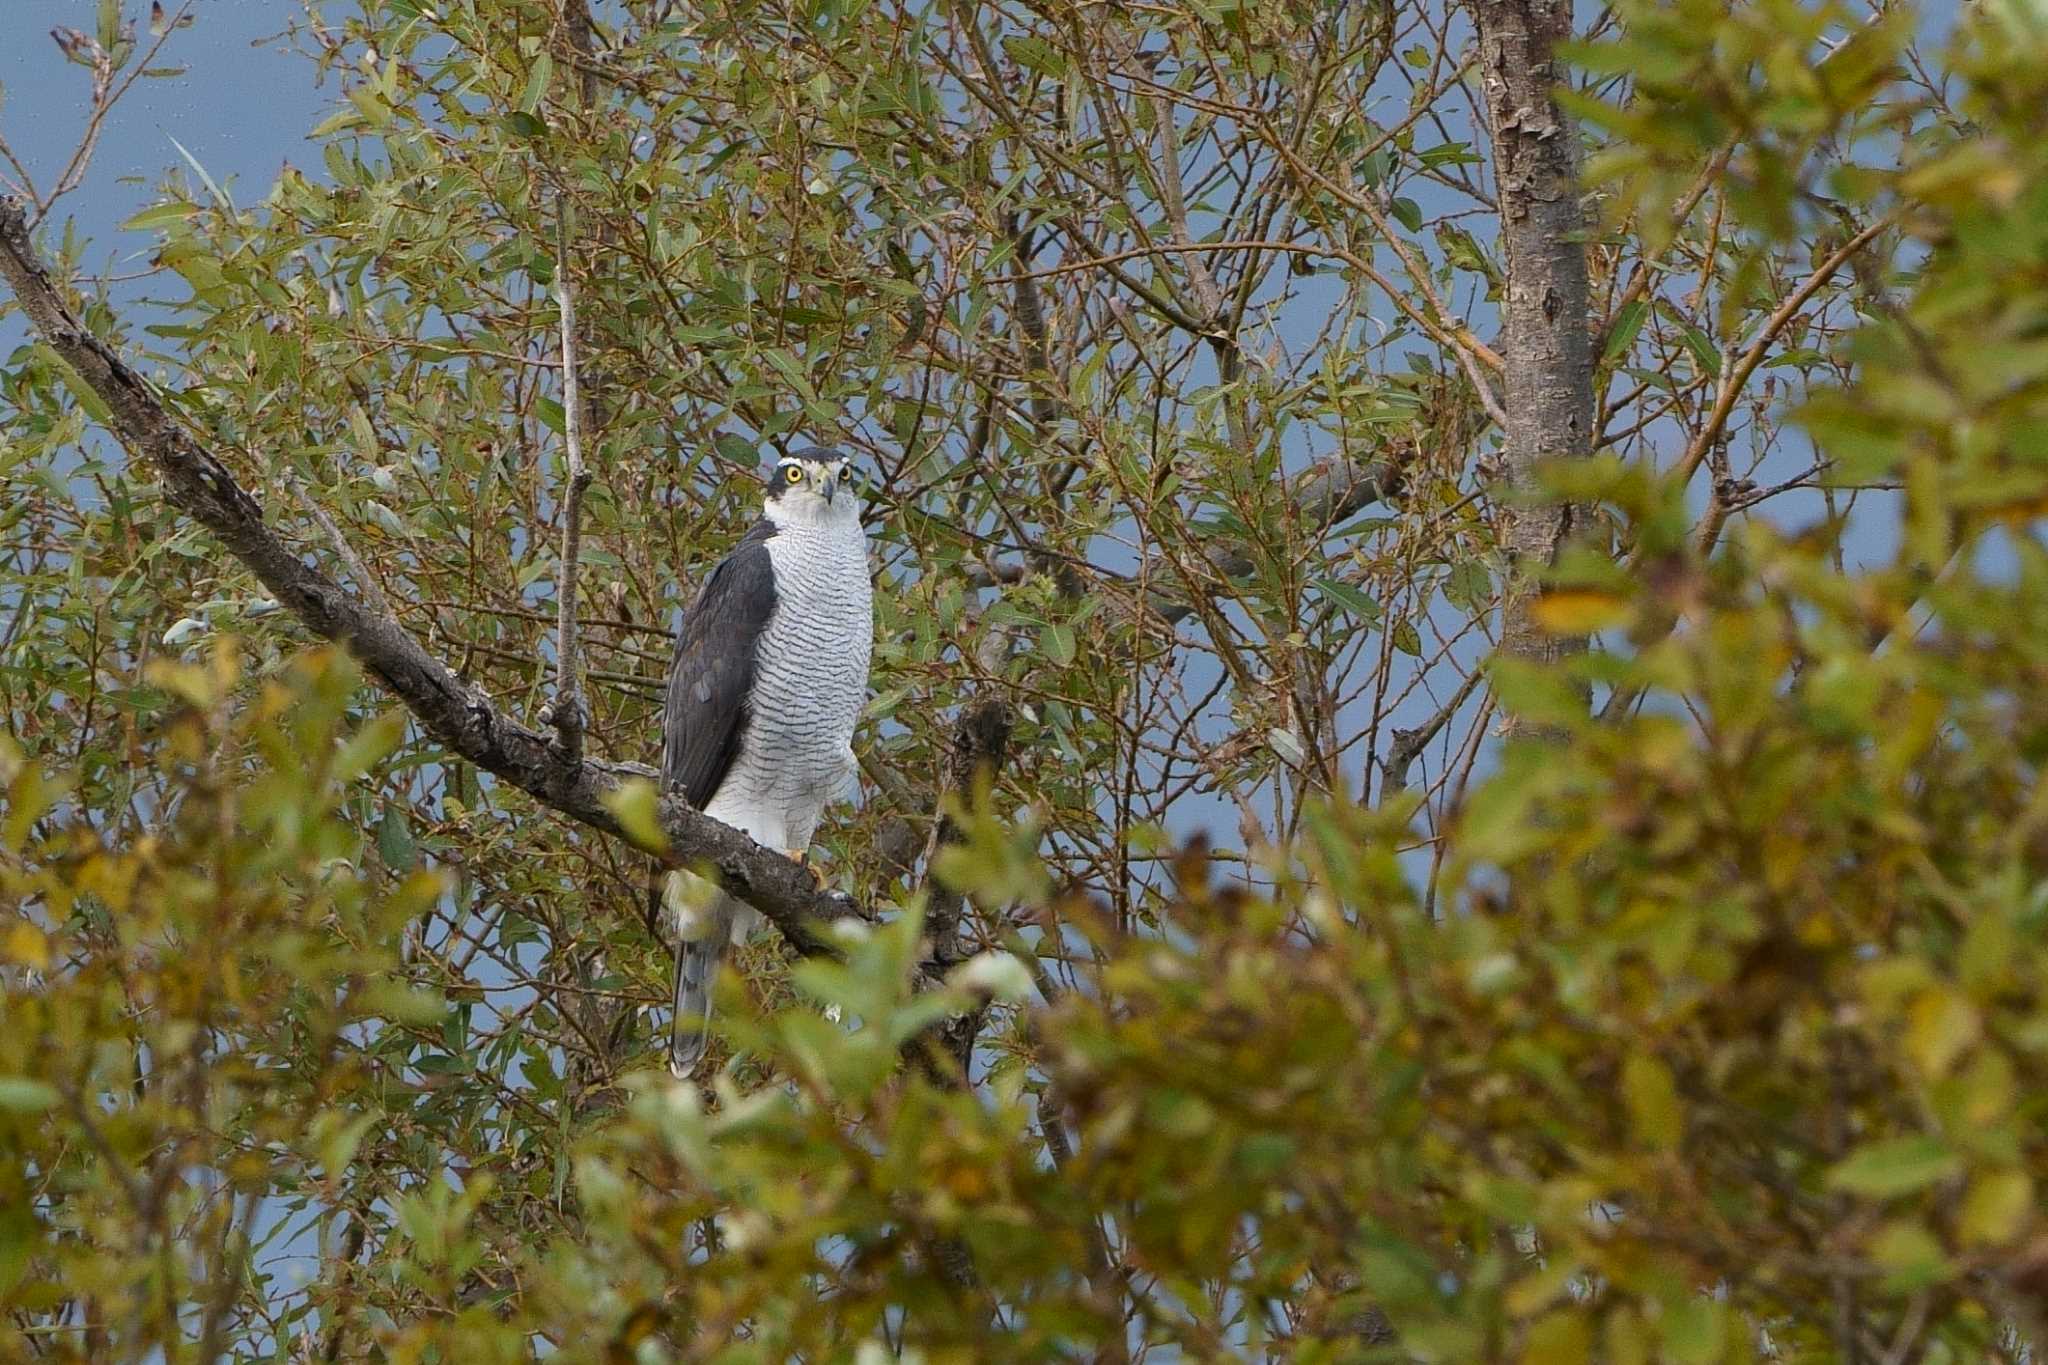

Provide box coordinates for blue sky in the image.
[4,5,329,279]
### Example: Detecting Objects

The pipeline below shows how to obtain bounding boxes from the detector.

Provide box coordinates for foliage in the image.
[3,0,2048,1360]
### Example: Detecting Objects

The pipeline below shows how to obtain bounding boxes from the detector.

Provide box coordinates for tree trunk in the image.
[1473,0,1596,678]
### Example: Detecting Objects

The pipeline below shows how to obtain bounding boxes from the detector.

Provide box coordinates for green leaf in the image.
[121,200,197,233]
[762,348,817,400]
[1679,321,1721,377]
[519,52,553,114]
[377,803,419,872]
[333,711,407,785]
[1601,299,1648,364]
[1827,1136,1963,1198]
[1621,1053,1681,1151]
[1002,35,1066,78]
[1313,577,1381,622]
[33,344,112,425]
[1268,728,1307,767]
[357,981,447,1026]
[167,133,231,211]
[1443,560,1493,612]
[0,1078,57,1114]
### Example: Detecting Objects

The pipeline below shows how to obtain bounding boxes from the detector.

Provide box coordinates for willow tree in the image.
[4,0,2047,1359]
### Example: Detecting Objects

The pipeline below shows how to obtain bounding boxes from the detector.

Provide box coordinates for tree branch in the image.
[542,204,593,764]
[0,192,848,960]
[1673,215,1893,488]
[1148,445,1411,627]
[910,697,1015,1082]
[291,478,393,620]
[959,443,1406,621]
[1380,664,1487,798]
[921,699,1015,961]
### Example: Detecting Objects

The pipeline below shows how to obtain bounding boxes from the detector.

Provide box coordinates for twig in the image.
[996,237,1507,380]
[910,698,1015,1082]
[1147,444,1413,627]
[543,204,594,764]
[291,480,393,619]
[317,1213,368,1364]
[1245,122,1511,430]
[1596,218,1897,726]
[32,3,198,226]
[1673,216,1893,487]
[195,1187,262,1364]
[1147,87,1251,453]
[1381,664,1487,797]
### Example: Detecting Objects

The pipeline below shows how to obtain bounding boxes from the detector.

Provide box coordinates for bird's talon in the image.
[785,850,827,891]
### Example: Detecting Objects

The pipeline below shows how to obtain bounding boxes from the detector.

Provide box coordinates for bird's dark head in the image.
[764,446,861,528]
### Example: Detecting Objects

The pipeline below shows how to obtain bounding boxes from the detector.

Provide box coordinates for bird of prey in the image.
[660,447,873,1075]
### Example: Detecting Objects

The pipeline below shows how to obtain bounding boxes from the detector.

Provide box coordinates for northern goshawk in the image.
[660,447,873,1075]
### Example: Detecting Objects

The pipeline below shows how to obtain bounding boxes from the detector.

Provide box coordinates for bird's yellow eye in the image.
[784,465,804,484]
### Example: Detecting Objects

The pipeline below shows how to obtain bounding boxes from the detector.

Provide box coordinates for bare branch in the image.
[0,192,848,959]
[1253,125,1510,429]
[913,697,1015,1081]
[31,2,197,226]
[996,237,1508,381]
[1674,215,1894,488]
[291,479,393,620]
[543,204,594,764]
[1381,665,1487,798]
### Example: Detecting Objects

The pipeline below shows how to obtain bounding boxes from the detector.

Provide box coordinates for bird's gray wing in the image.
[661,518,779,809]
[660,518,777,1076]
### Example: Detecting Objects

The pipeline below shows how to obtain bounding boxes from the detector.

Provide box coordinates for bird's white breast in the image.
[707,516,872,852]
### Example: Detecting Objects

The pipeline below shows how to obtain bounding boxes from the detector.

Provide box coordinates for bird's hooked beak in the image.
[820,465,840,505]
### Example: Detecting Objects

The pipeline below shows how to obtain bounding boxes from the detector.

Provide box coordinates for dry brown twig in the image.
[541,203,594,765]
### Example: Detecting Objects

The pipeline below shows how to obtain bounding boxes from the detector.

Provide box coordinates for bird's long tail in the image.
[666,873,736,1077]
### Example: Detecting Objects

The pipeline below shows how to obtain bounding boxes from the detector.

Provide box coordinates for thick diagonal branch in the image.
[0,193,844,959]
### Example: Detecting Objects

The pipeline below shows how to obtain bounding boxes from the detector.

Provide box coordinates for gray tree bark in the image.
[1473,0,1596,679]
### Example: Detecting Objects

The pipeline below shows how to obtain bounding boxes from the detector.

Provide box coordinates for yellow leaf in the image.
[1604,1308,1651,1365]
[943,1162,991,1200]
[1622,1052,1683,1152]
[1869,1219,1949,1291]
[3,920,49,969]
[145,658,223,709]
[1529,589,1629,635]
[1505,1258,1583,1316]
[1905,988,1979,1079]
[74,853,138,915]
[1959,1168,2032,1247]
[1990,491,2048,526]
[1523,1309,1592,1364]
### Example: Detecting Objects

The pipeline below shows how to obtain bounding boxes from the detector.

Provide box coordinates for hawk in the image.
[660,447,874,1075]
